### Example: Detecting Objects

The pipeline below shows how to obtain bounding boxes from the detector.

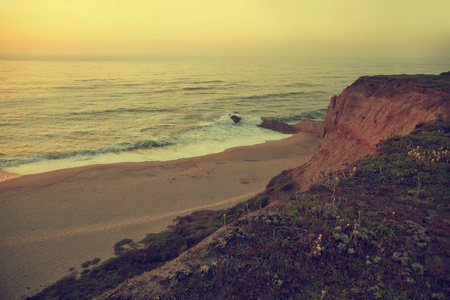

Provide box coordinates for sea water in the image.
[0,57,447,175]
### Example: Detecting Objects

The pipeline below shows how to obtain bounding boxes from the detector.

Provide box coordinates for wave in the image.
[0,110,321,172]
[261,108,328,124]
[196,113,263,128]
[183,82,229,92]
[69,107,178,116]
[53,85,102,90]
[0,139,174,168]
[73,78,145,86]
[0,113,264,169]
[153,89,177,94]
[283,82,320,88]
[182,87,213,91]
[54,82,146,91]
[74,79,113,82]
[191,80,224,84]
[241,91,306,100]
[55,83,227,94]
[117,83,145,87]
[226,90,327,101]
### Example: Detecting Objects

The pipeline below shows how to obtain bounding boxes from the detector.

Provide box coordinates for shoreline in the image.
[0,133,309,193]
[0,132,318,300]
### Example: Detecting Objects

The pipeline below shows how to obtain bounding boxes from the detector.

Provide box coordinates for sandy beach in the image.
[0,132,317,299]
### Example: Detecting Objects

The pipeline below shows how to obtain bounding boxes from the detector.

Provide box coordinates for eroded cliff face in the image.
[288,73,450,191]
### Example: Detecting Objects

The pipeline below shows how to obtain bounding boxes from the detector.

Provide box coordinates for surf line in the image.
[0,191,260,247]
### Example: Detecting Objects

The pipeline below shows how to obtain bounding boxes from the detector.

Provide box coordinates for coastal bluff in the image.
[29,73,450,299]
[284,73,450,192]
[97,73,449,298]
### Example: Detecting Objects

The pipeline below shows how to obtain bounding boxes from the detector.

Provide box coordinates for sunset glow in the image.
[1,0,449,59]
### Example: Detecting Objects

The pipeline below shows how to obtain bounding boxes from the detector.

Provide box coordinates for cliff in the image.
[30,73,450,299]
[285,73,450,192]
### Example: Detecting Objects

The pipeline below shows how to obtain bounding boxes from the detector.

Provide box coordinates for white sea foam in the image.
[3,114,289,175]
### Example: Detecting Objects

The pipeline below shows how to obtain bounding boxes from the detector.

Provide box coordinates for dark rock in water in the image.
[258,120,298,134]
[230,115,241,123]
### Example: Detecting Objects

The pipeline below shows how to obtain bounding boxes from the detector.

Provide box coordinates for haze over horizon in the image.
[1,0,449,60]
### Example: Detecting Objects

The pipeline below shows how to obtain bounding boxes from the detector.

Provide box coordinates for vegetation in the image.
[29,121,449,299]
[28,189,269,299]
[367,73,450,90]
[80,258,101,269]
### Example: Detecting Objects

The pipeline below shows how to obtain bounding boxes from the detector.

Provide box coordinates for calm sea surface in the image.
[0,57,447,175]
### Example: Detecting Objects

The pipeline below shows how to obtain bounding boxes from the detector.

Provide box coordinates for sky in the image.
[0,0,449,59]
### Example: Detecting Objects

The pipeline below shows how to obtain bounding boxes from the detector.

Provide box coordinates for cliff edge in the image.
[286,73,450,192]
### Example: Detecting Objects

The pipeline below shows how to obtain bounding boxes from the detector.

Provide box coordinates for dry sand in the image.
[0,132,317,299]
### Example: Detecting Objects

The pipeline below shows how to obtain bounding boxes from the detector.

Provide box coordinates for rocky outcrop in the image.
[258,120,298,134]
[227,112,242,123]
[230,115,241,123]
[258,119,325,136]
[292,118,324,137]
[286,73,450,191]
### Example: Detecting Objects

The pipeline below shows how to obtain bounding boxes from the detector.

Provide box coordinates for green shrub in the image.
[114,238,133,248]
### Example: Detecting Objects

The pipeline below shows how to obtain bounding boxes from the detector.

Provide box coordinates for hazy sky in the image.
[1,0,449,59]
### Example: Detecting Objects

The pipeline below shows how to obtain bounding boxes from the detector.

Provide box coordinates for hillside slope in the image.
[29,73,450,299]
[99,120,449,299]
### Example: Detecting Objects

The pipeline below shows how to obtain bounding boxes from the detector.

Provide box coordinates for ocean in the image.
[0,57,447,176]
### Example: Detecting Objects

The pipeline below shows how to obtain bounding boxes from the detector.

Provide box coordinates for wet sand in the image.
[0,132,317,299]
